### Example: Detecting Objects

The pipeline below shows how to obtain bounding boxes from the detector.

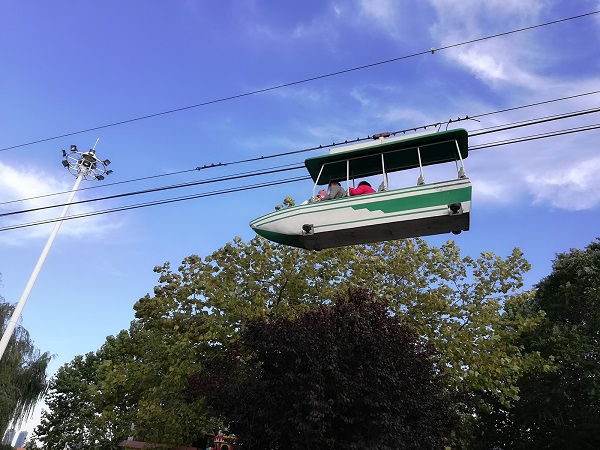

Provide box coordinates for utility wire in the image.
[470,123,600,150]
[2,121,599,231]
[0,176,310,232]
[0,165,304,218]
[0,162,301,206]
[3,88,600,208]
[469,90,600,121]
[469,106,600,137]
[0,168,197,206]
[3,109,600,218]
[1,10,598,153]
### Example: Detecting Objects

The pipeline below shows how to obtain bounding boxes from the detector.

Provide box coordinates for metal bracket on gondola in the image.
[449,203,463,215]
[302,224,314,235]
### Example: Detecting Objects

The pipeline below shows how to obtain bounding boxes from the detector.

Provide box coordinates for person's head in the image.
[318,189,327,198]
[358,181,371,187]
[329,181,341,187]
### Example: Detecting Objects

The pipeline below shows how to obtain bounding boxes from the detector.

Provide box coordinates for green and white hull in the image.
[250,178,472,250]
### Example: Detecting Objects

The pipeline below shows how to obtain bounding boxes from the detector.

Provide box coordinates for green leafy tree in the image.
[476,240,600,449]
[189,288,462,449]
[0,290,51,440]
[342,241,546,409]
[98,237,354,446]
[28,336,131,450]
[95,236,545,446]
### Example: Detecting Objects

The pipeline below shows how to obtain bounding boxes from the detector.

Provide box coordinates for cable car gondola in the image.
[250,128,471,250]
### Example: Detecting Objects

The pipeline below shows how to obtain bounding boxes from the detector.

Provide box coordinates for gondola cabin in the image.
[250,128,471,250]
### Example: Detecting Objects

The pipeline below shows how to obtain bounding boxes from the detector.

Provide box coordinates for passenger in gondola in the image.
[323,181,347,200]
[349,180,376,196]
[304,189,327,204]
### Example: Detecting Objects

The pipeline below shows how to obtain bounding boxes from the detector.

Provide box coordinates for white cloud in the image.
[524,157,600,210]
[472,177,516,204]
[354,0,417,39]
[427,0,550,88]
[0,162,123,246]
[464,122,600,211]
[270,86,329,104]
[349,88,373,108]
[332,3,343,18]
[429,0,543,21]
[378,105,433,126]
[358,0,395,22]
[244,4,340,43]
[451,43,543,89]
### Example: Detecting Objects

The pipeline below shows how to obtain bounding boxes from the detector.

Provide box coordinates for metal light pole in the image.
[0,144,112,361]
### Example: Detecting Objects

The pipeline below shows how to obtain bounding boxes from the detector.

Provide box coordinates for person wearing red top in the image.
[349,181,376,196]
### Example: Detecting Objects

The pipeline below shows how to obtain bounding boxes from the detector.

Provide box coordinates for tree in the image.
[190,288,462,449]
[94,236,545,447]
[476,239,600,449]
[98,236,354,446]
[28,336,131,450]
[0,291,51,441]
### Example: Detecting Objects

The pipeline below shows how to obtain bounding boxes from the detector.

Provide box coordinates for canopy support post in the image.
[346,160,350,194]
[381,153,388,190]
[416,147,425,185]
[313,164,325,198]
[454,140,467,178]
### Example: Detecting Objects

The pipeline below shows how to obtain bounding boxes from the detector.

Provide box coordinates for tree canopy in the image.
[0,288,51,442]
[33,236,548,447]
[476,239,600,449]
[189,288,462,449]
[27,337,131,450]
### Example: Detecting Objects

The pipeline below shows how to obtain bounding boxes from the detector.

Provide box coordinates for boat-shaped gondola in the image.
[250,128,471,250]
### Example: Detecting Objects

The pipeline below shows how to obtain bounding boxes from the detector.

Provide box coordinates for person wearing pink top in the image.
[349,181,376,196]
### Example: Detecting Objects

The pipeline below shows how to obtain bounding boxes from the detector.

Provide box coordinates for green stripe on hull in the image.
[251,182,472,228]
[351,186,471,214]
[314,205,452,232]
[249,180,473,249]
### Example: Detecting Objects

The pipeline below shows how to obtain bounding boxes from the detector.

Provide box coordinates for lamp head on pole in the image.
[62,142,113,181]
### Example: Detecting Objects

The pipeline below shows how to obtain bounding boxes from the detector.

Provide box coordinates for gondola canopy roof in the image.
[304,128,469,185]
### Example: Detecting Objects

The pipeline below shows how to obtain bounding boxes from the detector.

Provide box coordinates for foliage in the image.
[0,298,51,440]
[341,241,545,409]
[28,337,131,450]
[190,288,462,449]
[98,236,356,445]
[474,239,600,449]
[275,196,295,210]
[45,236,544,447]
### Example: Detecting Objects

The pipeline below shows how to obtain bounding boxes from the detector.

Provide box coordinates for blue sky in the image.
[1,0,600,436]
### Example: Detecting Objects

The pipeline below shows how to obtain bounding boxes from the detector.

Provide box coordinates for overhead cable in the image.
[1,10,598,153]
[4,88,600,209]
[469,106,600,137]
[0,164,303,215]
[2,122,599,231]
[470,123,600,150]
[0,176,310,232]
